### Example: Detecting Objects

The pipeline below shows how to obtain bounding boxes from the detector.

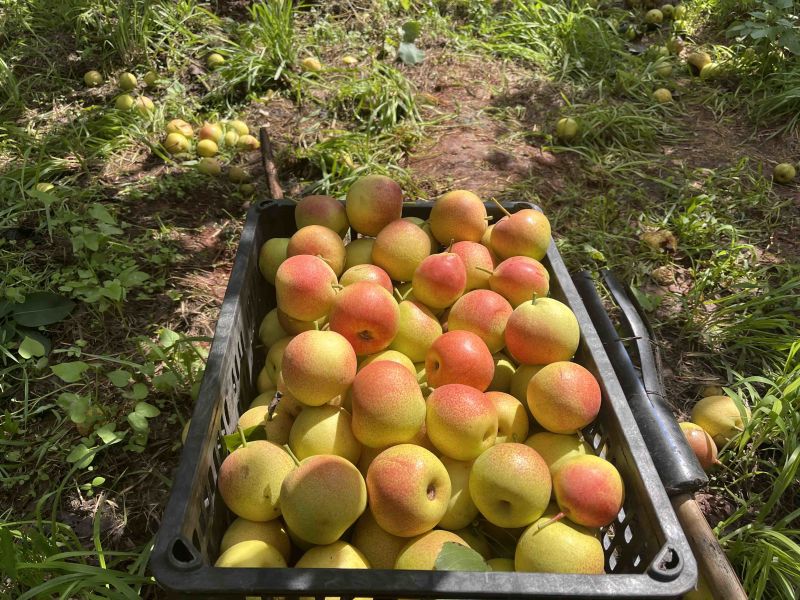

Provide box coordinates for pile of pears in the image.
[161,118,260,186]
[214,176,626,578]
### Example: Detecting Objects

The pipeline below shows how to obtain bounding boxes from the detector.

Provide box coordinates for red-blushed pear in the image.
[515,504,604,574]
[469,442,551,528]
[356,422,435,477]
[340,264,393,293]
[426,384,498,461]
[280,454,367,545]
[344,237,376,269]
[394,530,470,570]
[329,281,400,355]
[389,300,442,362]
[258,237,290,285]
[438,456,479,530]
[524,432,592,476]
[287,224,346,277]
[351,509,408,569]
[425,330,495,391]
[429,190,488,244]
[350,361,426,448]
[281,330,356,406]
[490,204,552,261]
[275,255,338,322]
[358,349,416,375]
[488,256,550,308]
[505,297,580,365]
[451,241,494,291]
[551,455,624,528]
[288,405,362,464]
[527,362,601,434]
[411,252,467,310]
[294,195,349,238]
[372,219,432,282]
[218,440,296,522]
[345,174,403,236]
[447,290,513,354]
[486,391,530,444]
[366,444,452,537]
[679,422,719,470]
[276,309,327,335]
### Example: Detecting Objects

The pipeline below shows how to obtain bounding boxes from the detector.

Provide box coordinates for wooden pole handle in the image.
[259,126,284,201]
[671,493,747,600]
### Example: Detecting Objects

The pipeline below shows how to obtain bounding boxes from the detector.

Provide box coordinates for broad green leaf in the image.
[134,401,160,418]
[158,328,181,348]
[91,476,106,486]
[0,528,17,579]
[100,279,123,301]
[434,542,490,571]
[96,423,125,444]
[127,412,149,432]
[51,361,90,383]
[402,21,421,43]
[398,42,425,65]
[223,425,265,452]
[88,204,116,225]
[16,327,51,356]
[11,292,75,326]
[152,371,179,391]
[18,336,46,359]
[630,286,662,312]
[124,383,149,400]
[56,393,91,424]
[107,369,131,387]
[66,443,95,468]
[118,269,150,287]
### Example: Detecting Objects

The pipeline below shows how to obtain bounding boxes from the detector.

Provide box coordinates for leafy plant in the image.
[727,0,800,56]
[398,21,425,65]
[0,292,75,365]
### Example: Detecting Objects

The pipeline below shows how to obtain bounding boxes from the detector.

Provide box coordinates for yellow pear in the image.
[515,506,604,574]
[218,441,295,522]
[280,455,367,545]
[438,456,479,530]
[214,540,286,567]
[288,405,362,464]
[220,518,292,562]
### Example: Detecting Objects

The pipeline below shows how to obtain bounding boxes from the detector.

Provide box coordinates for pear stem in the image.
[536,512,566,532]
[283,444,301,466]
[267,391,282,420]
[491,198,512,217]
[237,426,248,448]
[475,266,495,275]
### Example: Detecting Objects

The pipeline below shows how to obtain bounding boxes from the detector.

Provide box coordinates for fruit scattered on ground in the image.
[301,57,323,72]
[118,72,137,91]
[687,51,712,75]
[115,94,135,111]
[691,395,750,446]
[207,52,225,69]
[83,70,103,86]
[680,422,719,470]
[556,117,579,141]
[773,163,796,184]
[653,88,673,103]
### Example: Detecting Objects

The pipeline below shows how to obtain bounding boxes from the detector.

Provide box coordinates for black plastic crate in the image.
[151,200,698,599]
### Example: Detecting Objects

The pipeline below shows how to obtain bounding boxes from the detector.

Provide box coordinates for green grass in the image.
[1,0,799,598]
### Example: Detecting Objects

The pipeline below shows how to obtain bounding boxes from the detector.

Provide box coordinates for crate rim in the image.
[151,199,698,599]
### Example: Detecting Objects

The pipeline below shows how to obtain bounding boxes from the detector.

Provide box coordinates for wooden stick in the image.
[259,126,284,201]
[670,493,747,600]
